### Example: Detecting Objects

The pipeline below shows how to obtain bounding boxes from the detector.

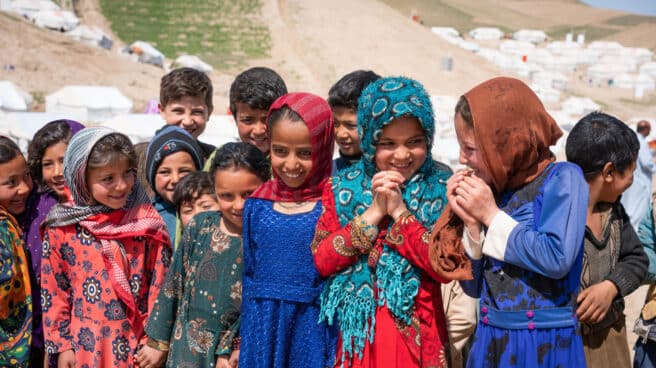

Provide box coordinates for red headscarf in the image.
[251,92,335,202]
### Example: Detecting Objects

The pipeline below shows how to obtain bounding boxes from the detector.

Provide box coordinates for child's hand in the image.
[135,345,167,368]
[452,174,498,226]
[58,349,75,368]
[229,349,240,367]
[373,171,406,219]
[446,173,479,227]
[216,355,231,368]
[576,280,619,324]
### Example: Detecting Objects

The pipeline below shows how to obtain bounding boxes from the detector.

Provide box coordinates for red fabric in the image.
[251,92,334,202]
[313,186,449,368]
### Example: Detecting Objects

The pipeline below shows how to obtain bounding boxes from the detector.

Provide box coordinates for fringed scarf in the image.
[319,77,452,362]
[44,127,170,338]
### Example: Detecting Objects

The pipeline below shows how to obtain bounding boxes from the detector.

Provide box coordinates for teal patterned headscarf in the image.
[319,77,451,362]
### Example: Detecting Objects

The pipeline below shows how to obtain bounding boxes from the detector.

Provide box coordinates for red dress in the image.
[41,223,170,367]
[312,189,450,368]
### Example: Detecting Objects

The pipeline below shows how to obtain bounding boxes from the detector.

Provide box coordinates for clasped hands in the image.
[446,170,499,237]
[361,170,409,225]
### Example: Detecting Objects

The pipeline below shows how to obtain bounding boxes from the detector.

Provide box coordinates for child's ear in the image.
[602,162,615,183]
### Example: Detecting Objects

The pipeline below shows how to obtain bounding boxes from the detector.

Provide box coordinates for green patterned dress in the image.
[145,211,242,368]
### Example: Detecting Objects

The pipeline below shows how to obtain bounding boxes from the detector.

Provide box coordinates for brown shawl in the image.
[430,77,562,280]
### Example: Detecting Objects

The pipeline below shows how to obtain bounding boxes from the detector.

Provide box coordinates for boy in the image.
[566,111,649,368]
[159,67,215,161]
[172,171,219,228]
[327,70,380,174]
[202,67,287,171]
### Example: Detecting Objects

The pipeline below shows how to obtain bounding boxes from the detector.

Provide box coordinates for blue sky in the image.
[581,0,656,16]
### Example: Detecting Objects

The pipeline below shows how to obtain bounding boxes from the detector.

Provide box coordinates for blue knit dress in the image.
[238,198,337,368]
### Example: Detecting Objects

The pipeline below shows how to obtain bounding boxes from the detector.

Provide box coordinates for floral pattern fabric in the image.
[146,211,242,367]
[41,223,170,367]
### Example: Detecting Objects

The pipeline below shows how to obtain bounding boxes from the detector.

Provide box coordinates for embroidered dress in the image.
[239,199,336,367]
[146,211,242,367]
[461,163,589,368]
[0,208,32,367]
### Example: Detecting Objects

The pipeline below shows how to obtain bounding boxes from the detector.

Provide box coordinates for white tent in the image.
[513,29,547,44]
[640,62,656,78]
[530,83,560,103]
[126,41,165,67]
[587,63,630,85]
[469,27,503,41]
[562,97,599,118]
[172,55,213,74]
[431,27,459,39]
[619,47,653,65]
[499,40,535,56]
[46,86,133,122]
[65,25,113,49]
[614,73,655,90]
[547,41,581,55]
[0,81,33,112]
[531,71,568,90]
[0,112,78,152]
[6,0,59,19]
[599,54,639,72]
[430,95,458,128]
[431,136,460,169]
[32,9,79,31]
[538,55,578,73]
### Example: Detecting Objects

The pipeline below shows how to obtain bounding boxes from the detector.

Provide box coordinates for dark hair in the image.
[27,120,74,185]
[328,70,381,110]
[133,141,153,199]
[0,136,22,165]
[566,111,639,177]
[160,67,213,112]
[87,133,137,170]
[173,171,216,210]
[210,142,270,183]
[267,105,304,134]
[637,120,651,134]
[455,96,473,127]
[229,67,287,118]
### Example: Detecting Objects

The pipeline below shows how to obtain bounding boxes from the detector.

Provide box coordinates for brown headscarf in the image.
[430,77,562,280]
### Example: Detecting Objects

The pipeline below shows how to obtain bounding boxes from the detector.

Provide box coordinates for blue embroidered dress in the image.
[461,162,589,368]
[238,199,336,368]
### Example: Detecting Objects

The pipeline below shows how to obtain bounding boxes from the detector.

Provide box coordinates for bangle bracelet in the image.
[146,337,170,352]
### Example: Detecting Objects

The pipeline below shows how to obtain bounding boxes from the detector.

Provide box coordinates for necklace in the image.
[276,201,306,209]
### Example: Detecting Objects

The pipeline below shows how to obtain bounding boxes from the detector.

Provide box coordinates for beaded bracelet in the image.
[231,336,241,350]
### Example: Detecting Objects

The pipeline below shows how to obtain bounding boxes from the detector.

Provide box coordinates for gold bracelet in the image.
[146,337,170,352]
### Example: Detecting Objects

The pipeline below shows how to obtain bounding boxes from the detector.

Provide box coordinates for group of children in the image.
[0,64,654,368]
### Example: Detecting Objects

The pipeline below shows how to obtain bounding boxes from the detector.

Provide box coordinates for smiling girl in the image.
[0,136,34,367]
[238,93,337,368]
[22,119,85,366]
[41,127,171,368]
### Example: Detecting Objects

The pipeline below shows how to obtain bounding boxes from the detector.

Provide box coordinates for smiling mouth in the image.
[282,171,302,178]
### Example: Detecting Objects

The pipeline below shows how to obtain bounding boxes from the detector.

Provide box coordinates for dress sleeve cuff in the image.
[463,226,484,260]
[482,211,518,261]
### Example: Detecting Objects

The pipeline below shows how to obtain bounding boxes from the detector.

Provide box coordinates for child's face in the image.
[455,113,493,185]
[42,141,68,201]
[86,156,135,209]
[159,96,210,139]
[154,151,197,204]
[179,193,219,228]
[333,107,361,156]
[270,118,313,189]
[375,116,427,180]
[213,168,263,234]
[0,155,33,215]
[234,102,270,154]
[599,161,636,203]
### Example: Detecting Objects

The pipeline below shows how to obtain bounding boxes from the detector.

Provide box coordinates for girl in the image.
[146,126,204,246]
[138,142,270,368]
[312,76,458,367]
[41,127,171,368]
[449,77,589,367]
[0,136,34,367]
[238,93,337,367]
[22,119,85,366]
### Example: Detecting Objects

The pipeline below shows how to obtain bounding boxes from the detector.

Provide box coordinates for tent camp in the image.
[640,62,656,78]
[531,71,568,90]
[0,111,78,152]
[530,83,560,103]
[587,63,630,85]
[513,29,547,44]
[614,73,655,91]
[469,27,503,41]
[46,86,133,122]
[172,55,213,74]
[0,81,33,112]
[65,25,113,49]
[562,96,599,118]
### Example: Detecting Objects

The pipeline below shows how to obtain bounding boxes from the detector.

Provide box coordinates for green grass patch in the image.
[99,0,270,71]
[379,0,476,34]
[606,14,656,26]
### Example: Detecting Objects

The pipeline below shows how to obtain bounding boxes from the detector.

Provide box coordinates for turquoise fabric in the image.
[319,76,451,360]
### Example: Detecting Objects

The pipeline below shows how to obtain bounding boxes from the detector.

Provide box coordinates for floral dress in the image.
[146,211,242,368]
[0,208,32,367]
[41,223,170,367]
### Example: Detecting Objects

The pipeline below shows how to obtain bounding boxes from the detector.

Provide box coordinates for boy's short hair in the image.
[229,67,287,119]
[172,171,216,210]
[160,67,213,112]
[328,70,381,110]
[566,111,640,177]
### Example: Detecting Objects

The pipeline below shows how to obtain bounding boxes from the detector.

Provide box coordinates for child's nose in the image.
[54,162,63,176]
[253,122,267,136]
